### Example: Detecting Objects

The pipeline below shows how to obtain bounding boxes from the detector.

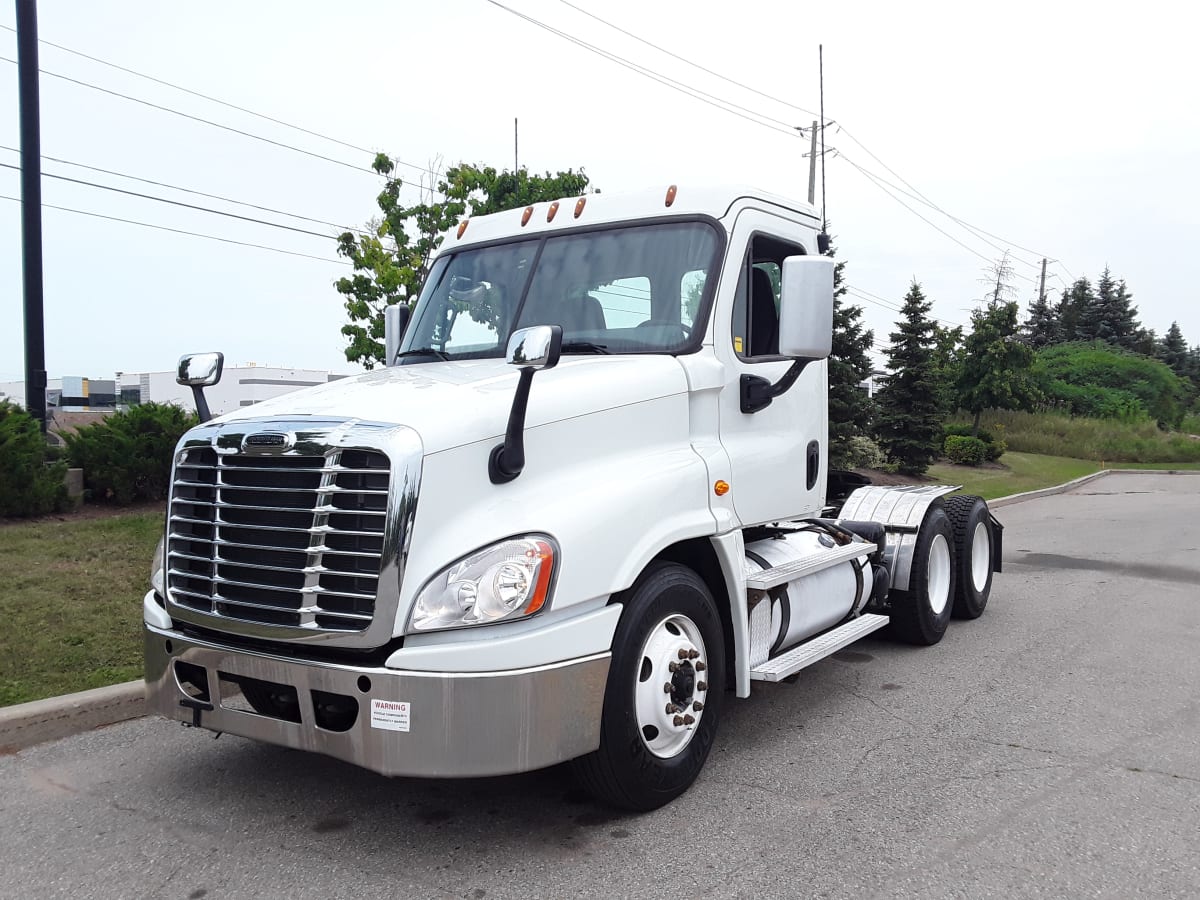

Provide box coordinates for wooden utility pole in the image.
[1038,258,1048,304]
[16,0,47,431]
[806,119,818,205]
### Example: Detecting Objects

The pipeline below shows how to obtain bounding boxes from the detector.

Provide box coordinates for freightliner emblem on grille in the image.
[242,432,291,451]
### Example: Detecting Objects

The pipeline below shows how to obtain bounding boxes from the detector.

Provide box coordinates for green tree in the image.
[0,401,68,517]
[335,155,589,369]
[1056,278,1093,342]
[826,244,876,469]
[1023,291,1060,348]
[874,281,943,474]
[1035,342,1187,427]
[931,323,964,416]
[958,301,1041,434]
[1155,321,1190,379]
[1077,267,1140,349]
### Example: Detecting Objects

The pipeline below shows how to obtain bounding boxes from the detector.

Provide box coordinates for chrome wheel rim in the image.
[634,614,709,759]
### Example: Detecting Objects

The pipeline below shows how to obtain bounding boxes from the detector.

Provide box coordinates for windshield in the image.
[400,221,720,361]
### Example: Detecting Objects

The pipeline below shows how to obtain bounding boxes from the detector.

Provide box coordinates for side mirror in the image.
[384,304,411,366]
[778,255,834,360]
[177,352,224,423]
[490,326,563,484]
[505,324,562,370]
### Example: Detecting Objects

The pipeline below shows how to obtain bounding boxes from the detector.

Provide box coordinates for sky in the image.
[3,0,1199,385]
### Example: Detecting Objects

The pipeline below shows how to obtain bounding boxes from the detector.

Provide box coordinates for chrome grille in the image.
[167,446,391,632]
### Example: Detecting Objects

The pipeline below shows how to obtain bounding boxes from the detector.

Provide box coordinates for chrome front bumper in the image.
[144,625,610,777]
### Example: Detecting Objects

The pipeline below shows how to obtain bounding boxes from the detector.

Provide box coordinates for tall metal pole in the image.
[1038,258,1048,304]
[819,44,827,235]
[806,119,818,205]
[16,0,46,431]
[514,117,519,173]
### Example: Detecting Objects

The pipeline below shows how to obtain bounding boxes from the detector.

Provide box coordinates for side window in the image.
[731,235,804,360]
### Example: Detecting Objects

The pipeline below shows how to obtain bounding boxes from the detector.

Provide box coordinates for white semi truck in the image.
[144,185,1001,810]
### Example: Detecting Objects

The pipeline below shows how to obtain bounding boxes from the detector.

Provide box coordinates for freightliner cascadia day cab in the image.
[145,185,1002,810]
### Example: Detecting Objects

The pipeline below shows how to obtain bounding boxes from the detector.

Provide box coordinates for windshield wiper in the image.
[560,340,611,355]
[394,347,451,362]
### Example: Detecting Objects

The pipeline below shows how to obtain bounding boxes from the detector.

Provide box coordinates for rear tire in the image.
[571,562,725,811]
[944,494,994,619]
[887,504,955,645]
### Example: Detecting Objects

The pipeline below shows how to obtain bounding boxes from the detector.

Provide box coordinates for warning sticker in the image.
[370,699,411,732]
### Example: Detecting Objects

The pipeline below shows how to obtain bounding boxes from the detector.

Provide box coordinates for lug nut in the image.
[683,714,695,725]
[697,681,708,692]
[695,661,706,672]
[673,715,685,726]
[677,648,689,660]
[693,701,704,712]
[664,682,674,693]
[688,649,700,660]
[668,661,680,673]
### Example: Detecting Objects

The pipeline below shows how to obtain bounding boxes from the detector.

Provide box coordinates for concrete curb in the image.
[988,466,1200,508]
[0,680,144,754]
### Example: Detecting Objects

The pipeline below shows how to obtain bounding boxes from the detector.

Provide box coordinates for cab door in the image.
[714,208,828,526]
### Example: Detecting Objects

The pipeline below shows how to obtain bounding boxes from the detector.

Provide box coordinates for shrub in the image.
[943,422,1005,461]
[944,435,988,466]
[0,401,69,517]
[843,435,887,469]
[64,403,197,504]
[1035,342,1188,428]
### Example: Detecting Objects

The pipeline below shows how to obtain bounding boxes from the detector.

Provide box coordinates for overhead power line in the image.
[553,0,820,119]
[484,1,804,139]
[0,194,349,265]
[0,143,369,234]
[0,160,341,240]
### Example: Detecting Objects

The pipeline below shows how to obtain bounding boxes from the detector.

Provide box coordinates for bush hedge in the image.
[943,423,1006,462]
[0,401,69,517]
[944,435,988,466]
[64,403,197,504]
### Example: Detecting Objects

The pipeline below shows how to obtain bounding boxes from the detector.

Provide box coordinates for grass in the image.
[953,409,1200,464]
[0,508,162,706]
[928,452,1100,500]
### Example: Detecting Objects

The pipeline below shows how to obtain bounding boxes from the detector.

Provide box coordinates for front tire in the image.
[887,504,956,645]
[571,562,725,811]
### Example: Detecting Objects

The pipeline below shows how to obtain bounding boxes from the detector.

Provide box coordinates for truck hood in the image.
[214,356,691,454]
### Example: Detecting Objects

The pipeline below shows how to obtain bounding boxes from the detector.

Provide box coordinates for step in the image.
[744,541,874,591]
[749,613,890,682]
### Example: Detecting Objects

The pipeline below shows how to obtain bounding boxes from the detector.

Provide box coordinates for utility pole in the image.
[806,119,818,205]
[1038,258,1048,304]
[514,118,519,173]
[16,0,46,431]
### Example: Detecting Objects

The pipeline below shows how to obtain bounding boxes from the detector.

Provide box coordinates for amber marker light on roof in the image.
[714,480,730,496]
[456,220,469,239]
[665,184,677,207]
[574,196,586,218]
[547,201,560,222]
[521,206,534,226]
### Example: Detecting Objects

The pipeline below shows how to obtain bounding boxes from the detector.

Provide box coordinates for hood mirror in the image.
[177,351,224,422]
[491,325,563,484]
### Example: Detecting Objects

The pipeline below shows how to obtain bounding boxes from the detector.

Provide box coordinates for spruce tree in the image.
[1156,322,1189,378]
[874,281,943,475]
[1079,267,1140,349]
[1056,278,1093,342]
[1023,292,1060,348]
[827,245,877,469]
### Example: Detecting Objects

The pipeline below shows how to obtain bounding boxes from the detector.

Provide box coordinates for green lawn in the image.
[0,508,162,706]
[1105,461,1200,470]
[927,452,1101,500]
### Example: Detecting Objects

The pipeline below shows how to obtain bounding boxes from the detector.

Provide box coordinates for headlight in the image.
[409,535,557,633]
[150,536,165,595]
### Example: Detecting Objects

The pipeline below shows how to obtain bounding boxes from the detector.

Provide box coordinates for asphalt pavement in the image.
[2,473,1198,899]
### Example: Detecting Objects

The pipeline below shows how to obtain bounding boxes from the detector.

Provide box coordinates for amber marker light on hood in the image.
[521,206,534,226]
[574,196,587,218]
[714,480,730,496]
[665,184,677,207]
[546,201,560,222]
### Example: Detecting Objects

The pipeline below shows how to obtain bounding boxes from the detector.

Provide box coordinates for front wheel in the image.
[571,562,725,811]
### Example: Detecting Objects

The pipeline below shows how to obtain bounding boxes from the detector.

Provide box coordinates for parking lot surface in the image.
[2,473,1198,899]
